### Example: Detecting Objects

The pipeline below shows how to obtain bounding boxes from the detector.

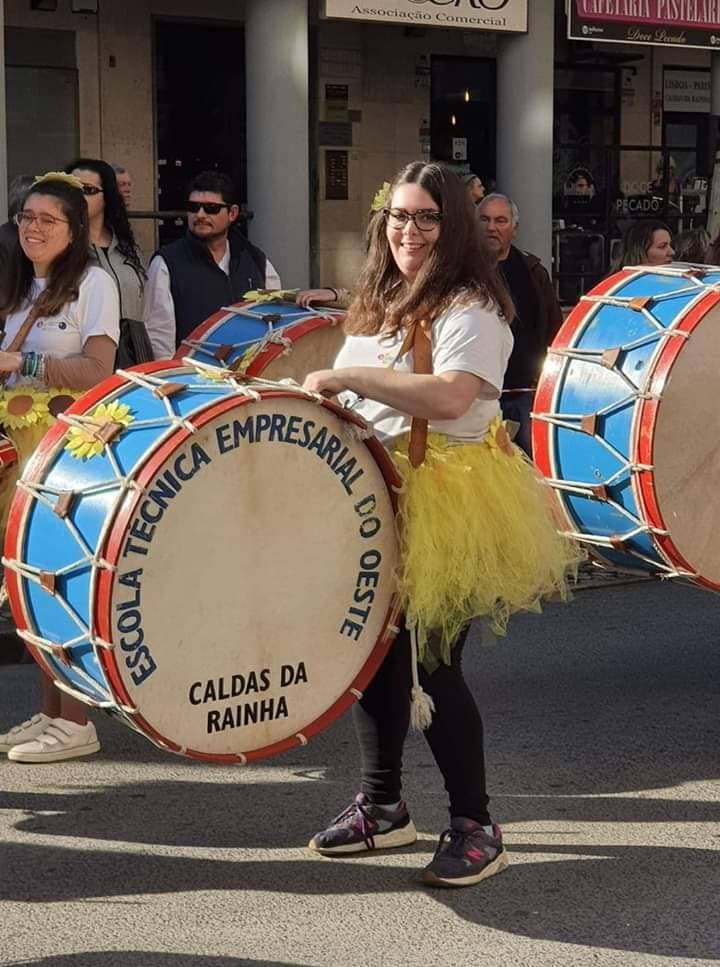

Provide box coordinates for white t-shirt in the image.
[3,266,120,385]
[334,299,513,444]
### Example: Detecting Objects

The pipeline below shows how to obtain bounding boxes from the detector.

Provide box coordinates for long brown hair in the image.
[345,161,513,336]
[0,177,91,317]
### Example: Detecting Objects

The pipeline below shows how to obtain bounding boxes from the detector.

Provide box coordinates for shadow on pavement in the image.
[6,956,312,967]
[2,778,719,850]
[0,839,716,961]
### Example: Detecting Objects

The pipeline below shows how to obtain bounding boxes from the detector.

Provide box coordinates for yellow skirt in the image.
[392,418,583,668]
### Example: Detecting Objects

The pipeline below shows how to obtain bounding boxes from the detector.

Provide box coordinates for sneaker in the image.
[7,718,100,763]
[422,818,509,888]
[0,713,52,753]
[308,793,417,855]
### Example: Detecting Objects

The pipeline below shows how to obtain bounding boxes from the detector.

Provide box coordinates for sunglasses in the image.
[187,201,231,215]
[81,185,103,196]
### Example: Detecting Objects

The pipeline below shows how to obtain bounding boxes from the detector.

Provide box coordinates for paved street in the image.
[0,577,718,967]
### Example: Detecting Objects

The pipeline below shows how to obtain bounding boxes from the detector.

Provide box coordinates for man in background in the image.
[111,164,132,209]
[478,193,563,456]
[143,170,280,359]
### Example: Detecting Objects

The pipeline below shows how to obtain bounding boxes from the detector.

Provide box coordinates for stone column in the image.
[245,0,310,288]
[496,3,555,269]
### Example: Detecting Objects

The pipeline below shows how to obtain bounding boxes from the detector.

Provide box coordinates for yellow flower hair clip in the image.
[32,171,84,191]
[371,181,391,213]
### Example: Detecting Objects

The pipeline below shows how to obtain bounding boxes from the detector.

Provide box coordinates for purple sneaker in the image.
[423,817,509,888]
[308,793,417,855]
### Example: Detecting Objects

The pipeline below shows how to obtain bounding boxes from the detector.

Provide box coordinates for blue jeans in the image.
[501,391,534,458]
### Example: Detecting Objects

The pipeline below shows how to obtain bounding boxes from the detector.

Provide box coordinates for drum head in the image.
[252,322,346,383]
[650,301,720,585]
[99,390,398,760]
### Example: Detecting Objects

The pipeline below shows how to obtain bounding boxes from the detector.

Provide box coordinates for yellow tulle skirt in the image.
[392,418,583,669]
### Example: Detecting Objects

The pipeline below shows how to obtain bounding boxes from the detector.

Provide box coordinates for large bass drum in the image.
[533,264,720,590]
[176,299,346,382]
[4,363,400,762]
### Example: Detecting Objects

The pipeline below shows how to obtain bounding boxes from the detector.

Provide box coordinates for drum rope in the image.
[560,532,697,580]
[52,676,116,708]
[409,620,435,731]
[16,627,116,703]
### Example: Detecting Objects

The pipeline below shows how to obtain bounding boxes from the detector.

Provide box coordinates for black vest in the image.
[157,229,267,346]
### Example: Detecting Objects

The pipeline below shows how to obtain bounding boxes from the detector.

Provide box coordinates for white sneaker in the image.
[7,718,100,763]
[0,713,53,753]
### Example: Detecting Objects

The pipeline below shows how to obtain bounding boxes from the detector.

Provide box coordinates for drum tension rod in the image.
[590,485,608,502]
[153,382,186,399]
[39,571,57,595]
[53,491,76,519]
[214,345,234,362]
[628,296,653,311]
[581,414,599,436]
[601,347,622,369]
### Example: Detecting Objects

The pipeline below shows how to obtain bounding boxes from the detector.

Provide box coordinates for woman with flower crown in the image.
[0,172,119,764]
[303,161,580,889]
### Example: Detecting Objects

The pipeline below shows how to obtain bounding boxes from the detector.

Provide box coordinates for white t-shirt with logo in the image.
[334,299,513,444]
[3,266,120,385]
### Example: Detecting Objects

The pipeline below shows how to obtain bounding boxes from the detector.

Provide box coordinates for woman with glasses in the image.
[0,172,119,764]
[303,162,579,888]
[65,158,146,324]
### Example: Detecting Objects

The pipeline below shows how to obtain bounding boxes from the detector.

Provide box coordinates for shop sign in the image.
[663,69,711,112]
[614,194,664,215]
[323,0,528,33]
[568,1,720,51]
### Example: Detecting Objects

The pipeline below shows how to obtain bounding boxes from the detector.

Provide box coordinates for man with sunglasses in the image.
[143,171,280,357]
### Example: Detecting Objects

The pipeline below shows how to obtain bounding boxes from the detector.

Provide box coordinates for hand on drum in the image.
[303,369,347,398]
[296,289,337,308]
[0,351,23,374]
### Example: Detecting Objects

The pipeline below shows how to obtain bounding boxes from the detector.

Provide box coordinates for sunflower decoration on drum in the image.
[64,400,134,460]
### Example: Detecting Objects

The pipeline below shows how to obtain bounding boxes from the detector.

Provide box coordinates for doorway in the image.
[154,20,247,245]
[430,56,496,186]
[662,111,711,231]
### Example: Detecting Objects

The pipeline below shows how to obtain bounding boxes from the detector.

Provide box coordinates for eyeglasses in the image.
[187,201,231,215]
[81,184,103,196]
[384,208,442,232]
[14,211,69,230]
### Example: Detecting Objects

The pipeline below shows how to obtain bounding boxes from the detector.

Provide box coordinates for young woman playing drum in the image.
[303,162,579,888]
[0,172,119,763]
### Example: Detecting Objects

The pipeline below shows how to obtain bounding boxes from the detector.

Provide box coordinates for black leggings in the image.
[352,625,491,825]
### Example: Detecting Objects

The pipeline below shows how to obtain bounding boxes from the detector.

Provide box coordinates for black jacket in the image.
[156,227,267,346]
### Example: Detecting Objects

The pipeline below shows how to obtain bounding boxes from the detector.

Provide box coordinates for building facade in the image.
[1,0,717,303]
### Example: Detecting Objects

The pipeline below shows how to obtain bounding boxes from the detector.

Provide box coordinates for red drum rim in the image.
[5,362,402,763]
[173,300,346,371]
[634,289,720,591]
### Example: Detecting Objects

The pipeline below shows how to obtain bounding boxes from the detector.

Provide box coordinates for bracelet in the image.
[21,351,46,381]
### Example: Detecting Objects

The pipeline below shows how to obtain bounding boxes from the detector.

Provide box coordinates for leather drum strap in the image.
[0,304,44,385]
[394,319,432,469]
